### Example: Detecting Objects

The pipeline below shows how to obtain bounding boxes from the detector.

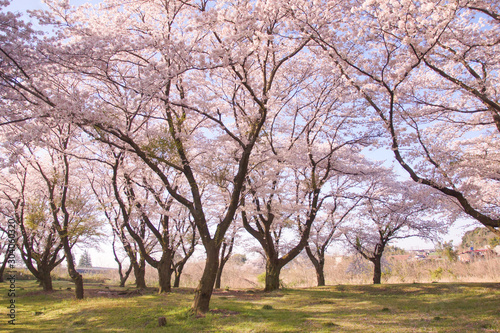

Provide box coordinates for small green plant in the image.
[257,273,266,285]
[436,241,458,262]
[430,267,444,281]
[262,305,273,310]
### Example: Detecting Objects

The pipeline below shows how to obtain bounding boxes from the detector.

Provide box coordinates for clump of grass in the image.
[262,304,273,310]
[323,322,339,327]
[175,307,195,320]
[72,319,87,326]
[381,307,390,312]
[317,299,335,305]
[480,323,493,329]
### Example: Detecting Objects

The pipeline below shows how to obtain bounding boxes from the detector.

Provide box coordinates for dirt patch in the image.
[89,289,145,298]
[21,286,281,301]
[22,289,70,299]
[213,289,264,300]
[210,309,240,317]
[21,287,158,300]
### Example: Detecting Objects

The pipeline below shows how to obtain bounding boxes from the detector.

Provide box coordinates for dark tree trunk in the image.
[372,256,382,285]
[173,264,184,288]
[39,270,54,291]
[265,259,282,292]
[73,273,84,299]
[172,228,197,288]
[315,262,325,287]
[57,227,84,299]
[67,260,84,298]
[124,246,146,289]
[305,245,326,287]
[214,260,226,289]
[215,240,233,289]
[157,254,172,294]
[134,258,147,289]
[0,253,9,283]
[64,247,84,299]
[119,265,133,288]
[112,234,133,288]
[192,245,219,314]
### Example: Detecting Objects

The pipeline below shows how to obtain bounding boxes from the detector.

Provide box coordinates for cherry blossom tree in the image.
[0,229,11,283]
[89,161,149,289]
[298,0,500,236]
[111,233,133,288]
[0,122,102,296]
[32,0,312,312]
[0,0,52,114]
[343,178,449,284]
[240,65,377,291]
[87,140,199,292]
[122,167,199,294]
[0,158,64,291]
[305,175,366,287]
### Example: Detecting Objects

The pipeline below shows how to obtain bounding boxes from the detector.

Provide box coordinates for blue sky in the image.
[7,0,46,12]
[7,0,92,11]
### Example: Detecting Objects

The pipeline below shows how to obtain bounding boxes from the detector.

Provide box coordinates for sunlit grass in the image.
[1,280,499,332]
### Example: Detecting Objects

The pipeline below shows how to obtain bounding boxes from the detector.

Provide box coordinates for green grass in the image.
[1,280,499,332]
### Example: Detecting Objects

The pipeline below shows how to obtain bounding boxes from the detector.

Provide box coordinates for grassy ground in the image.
[1,280,499,332]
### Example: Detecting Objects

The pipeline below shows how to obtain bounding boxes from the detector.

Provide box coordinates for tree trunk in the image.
[214,260,226,289]
[157,255,172,294]
[173,264,184,288]
[372,256,382,285]
[66,254,84,299]
[73,273,84,299]
[134,258,147,289]
[112,235,133,288]
[305,245,325,287]
[67,261,84,299]
[119,265,133,288]
[265,260,282,292]
[215,241,231,289]
[191,245,219,314]
[0,253,9,283]
[60,236,84,299]
[315,261,325,287]
[39,270,54,292]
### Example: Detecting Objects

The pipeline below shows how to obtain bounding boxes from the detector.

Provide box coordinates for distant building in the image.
[458,248,497,263]
[387,250,432,262]
[387,254,412,262]
[76,267,117,275]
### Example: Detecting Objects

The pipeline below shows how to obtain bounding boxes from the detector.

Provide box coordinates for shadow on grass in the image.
[3,281,500,332]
